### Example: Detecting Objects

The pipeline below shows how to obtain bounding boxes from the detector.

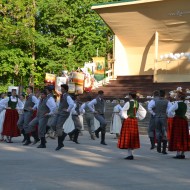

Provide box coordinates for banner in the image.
[92,57,105,81]
[72,72,85,85]
[45,73,56,86]
[55,77,67,94]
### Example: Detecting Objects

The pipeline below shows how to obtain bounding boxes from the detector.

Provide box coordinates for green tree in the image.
[0,0,120,91]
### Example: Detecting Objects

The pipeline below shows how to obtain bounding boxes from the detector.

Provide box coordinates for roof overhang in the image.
[92,0,190,49]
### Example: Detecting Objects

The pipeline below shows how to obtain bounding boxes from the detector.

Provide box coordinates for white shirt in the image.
[27,94,39,110]
[80,101,94,114]
[0,96,24,110]
[37,96,57,115]
[168,100,184,118]
[120,100,146,120]
[148,99,170,116]
[113,104,122,113]
[88,98,105,113]
[62,93,74,112]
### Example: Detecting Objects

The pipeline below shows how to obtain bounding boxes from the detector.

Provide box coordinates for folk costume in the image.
[50,92,74,151]
[147,94,159,150]
[80,101,95,140]
[167,101,175,142]
[0,96,24,142]
[88,93,107,145]
[168,99,190,159]
[110,104,122,138]
[118,98,146,160]
[17,93,39,144]
[148,93,169,154]
[24,93,56,148]
[69,99,83,144]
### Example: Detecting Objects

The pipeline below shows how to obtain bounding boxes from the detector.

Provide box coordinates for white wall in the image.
[114,35,129,77]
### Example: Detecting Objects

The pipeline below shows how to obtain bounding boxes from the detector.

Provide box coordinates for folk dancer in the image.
[168,91,190,159]
[166,92,176,142]
[45,86,57,137]
[88,90,107,145]
[17,86,39,145]
[50,84,74,151]
[0,89,24,143]
[69,94,83,144]
[24,90,56,148]
[148,90,170,154]
[0,92,6,141]
[80,95,95,140]
[147,90,159,149]
[118,92,146,160]
[110,99,122,139]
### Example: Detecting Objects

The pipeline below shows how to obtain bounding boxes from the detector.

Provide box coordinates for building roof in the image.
[92,0,190,52]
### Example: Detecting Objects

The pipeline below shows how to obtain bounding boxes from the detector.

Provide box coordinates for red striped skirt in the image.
[2,109,20,137]
[168,116,190,152]
[118,118,140,149]
[167,117,173,141]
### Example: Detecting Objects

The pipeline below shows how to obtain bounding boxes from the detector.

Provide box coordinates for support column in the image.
[154,31,159,82]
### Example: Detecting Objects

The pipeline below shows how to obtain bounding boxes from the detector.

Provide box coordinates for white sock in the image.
[128,149,133,156]
[176,151,181,156]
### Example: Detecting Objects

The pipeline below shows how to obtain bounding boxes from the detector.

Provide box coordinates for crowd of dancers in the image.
[0,84,190,160]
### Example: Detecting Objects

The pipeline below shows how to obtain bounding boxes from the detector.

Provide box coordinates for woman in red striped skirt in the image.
[118,92,146,160]
[168,91,190,159]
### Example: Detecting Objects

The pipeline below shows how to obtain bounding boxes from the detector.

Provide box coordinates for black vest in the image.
[24,94,35,111]
[58,93,69,114]
[37,97,50,117]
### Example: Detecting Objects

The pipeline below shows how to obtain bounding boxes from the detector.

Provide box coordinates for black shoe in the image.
[173,155,181,159]
[22,138,26,143]
[32,138,40,145]
[100,141,107,145]
[181,155,185,159]
[73,140,80,144]
[124,155,134,160]
[150,145,155,150]
[95,130,99,138]
[23,140,31,146]
[55,144,64,151]
[162,151,168,155]
[90,134,95,140]
[157,148,161,153]
[37,144,46,148]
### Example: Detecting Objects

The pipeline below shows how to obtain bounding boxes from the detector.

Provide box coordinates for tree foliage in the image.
[0,0,120,90]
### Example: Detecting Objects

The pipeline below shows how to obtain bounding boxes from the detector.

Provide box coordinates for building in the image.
[92,0,190,83]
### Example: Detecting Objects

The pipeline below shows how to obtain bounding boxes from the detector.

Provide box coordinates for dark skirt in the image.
[169,116,190,152]
[167,117,173,141]
[118,118,140,149]
[2,109,20,137]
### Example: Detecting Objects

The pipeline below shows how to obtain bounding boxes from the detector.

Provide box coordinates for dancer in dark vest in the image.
[17,86,39,145]
[80,96,95,140]
[50,84,74,150]
[69,94,83,144]
[147,90,159,149]
[24,90,56,148]
[88,90,107,145]
[148,90,170,154]
[0,89,23,143]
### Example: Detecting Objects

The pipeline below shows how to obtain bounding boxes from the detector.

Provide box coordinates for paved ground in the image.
[0,131,190,190]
